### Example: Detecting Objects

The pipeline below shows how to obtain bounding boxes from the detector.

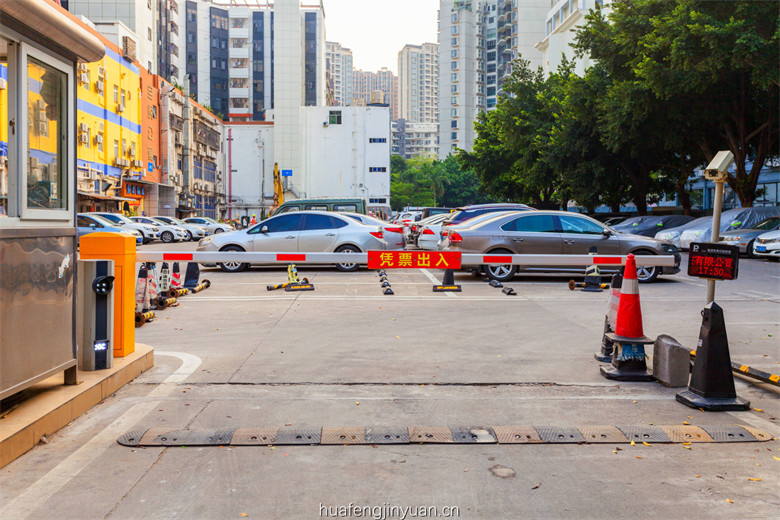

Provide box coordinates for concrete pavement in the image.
[1,243,778,519]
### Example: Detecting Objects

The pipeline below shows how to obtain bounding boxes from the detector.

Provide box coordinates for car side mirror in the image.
[260,225,269,233]
[89,224,96,228]
[602,229,612,237]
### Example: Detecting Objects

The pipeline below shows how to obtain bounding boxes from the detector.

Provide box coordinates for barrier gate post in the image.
[80,232,137,357]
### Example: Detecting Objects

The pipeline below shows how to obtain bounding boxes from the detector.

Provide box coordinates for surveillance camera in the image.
[703,151,734,181]
[323,121,328,127]
[92,275,115,296]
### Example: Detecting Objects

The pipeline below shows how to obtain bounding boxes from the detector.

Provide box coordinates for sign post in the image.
[702,151,735,303]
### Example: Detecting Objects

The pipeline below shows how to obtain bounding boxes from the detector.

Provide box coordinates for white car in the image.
[92,212,160,244]
[184,217,234,234]
[752,229,780,261]
[131,217,189,243]
[153,216,209,241]
[415,214,451,250]
[342,212,406,250]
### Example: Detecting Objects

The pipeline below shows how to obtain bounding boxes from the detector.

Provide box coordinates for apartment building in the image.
[534,0,607,76]
[398,43,439,124]
[353,68,398,121]
[391,119,439,159]
[326,41,354,106]
[437,0,547,158]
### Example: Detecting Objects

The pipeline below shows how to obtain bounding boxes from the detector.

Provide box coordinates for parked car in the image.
[720,216,780,257]
[183,217,234,234]
[612,215,695,237]
[77,213,142,244]
[153,215,209,241]
[654,216,711,248]
[91,212,160,244]
[270,198,367,216]
[131,216,188,243]
[442,210,681,283]
[677,207,780,250]
[752,229,780,261]
[440,203,535,232]
[196,210,387,272]
[342,212,406,250]
[412,213,450,249]
[435,210,519,249]
[601,216,631,227]
[420,207,454,219]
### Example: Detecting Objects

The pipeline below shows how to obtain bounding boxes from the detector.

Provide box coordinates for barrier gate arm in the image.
[135,251,676,267]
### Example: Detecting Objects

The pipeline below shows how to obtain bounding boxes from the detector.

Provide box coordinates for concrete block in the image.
[653,335,691,387]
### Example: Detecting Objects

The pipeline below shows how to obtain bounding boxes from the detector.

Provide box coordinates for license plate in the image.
[756,246,766,252]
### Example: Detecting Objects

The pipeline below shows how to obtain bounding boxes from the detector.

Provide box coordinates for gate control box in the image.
[77,259,115,370]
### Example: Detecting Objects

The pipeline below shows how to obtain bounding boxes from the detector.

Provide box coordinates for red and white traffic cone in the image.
[595,273,622,362]
[171,262,182,289]
[600,254,654,381]
[135,264,149,313]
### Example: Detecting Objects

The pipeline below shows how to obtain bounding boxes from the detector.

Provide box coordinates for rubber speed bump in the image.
[118,424,773,447]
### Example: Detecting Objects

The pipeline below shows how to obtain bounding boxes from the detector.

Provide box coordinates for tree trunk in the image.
[610,201,621,213]
[676,168,692,216]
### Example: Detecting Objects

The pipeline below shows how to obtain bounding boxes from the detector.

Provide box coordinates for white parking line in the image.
[1,352,202,520]
[419,269,457,298]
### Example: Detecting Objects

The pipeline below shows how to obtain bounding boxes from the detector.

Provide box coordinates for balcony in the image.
[229,46,249,59]
[229,67,250,79]
[229,87,250,98]
[230,26,250,39]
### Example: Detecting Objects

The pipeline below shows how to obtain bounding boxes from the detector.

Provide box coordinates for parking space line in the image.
[419,269,457,298]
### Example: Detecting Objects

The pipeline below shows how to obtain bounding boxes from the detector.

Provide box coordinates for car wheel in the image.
[186,230,194,241]
[161,231,174,243]
[334,244,361,272]
[214,228,224,234]
[746,240,757,259]
[142,237,151,245]
[482,249,516,282]
[632,251,659,283]
[218,246,248,272]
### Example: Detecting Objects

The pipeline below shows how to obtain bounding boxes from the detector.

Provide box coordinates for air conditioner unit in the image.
[117,104,125,113]
[77,63,87,73]
[36,99,45,110]
[79,123,88,132]
[129,144,136,158]
[96,80,104,93]
[94,134,103,145]
[115,158,130,167]
[97,66,105,78]
[132,159,144,168]
[88,170,98,180]
[78,133,89,144]
[30,157,39,168]
[37,122,47,133]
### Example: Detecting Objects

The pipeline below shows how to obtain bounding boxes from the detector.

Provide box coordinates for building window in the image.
[369,167,387,172]
[113,85,118,103]
[329,111,342,124]
[451,37,457,46]
[114,140,119,157]
[451,50,457,58]
[451,109,457,117]
[369,138,387,143]
[451,13,457,23]
[451,26,457,35]
[451,132,457,140]
[487,51,496,61]
[451,120,457,128]
[451,85,457,93]
[148,28,152,41]
[451,61,457,70]
[451,73,457,81]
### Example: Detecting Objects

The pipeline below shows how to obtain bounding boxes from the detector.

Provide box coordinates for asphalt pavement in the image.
[1,240,778,520]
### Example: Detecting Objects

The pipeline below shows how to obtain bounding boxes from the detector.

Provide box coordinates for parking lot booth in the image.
[79,233,137,358]
[0,0,105,400]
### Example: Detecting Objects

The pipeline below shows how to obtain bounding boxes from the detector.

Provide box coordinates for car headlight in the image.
[199,237,213,246]
[661,243,679,254]
[143,226,154,232]
[720,236,738,241]
[770,238,780,244]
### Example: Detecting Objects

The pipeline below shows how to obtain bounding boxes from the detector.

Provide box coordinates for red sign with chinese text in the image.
[367,250,461,269]
[687,242,739,281]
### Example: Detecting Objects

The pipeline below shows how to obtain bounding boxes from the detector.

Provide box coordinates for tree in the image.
[576,0,779,208]
[390,154,408,175]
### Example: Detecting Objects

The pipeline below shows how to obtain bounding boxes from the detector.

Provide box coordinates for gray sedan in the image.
[197,210,388,272]
[154,215,209,241]
[720,216,780,256]
[442,210,681,283]
[184,217,234,234]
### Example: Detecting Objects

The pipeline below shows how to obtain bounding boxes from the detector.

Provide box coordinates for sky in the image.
[322,0,440,74]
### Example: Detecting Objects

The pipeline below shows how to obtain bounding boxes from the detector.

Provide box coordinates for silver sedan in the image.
[197,210,388,272]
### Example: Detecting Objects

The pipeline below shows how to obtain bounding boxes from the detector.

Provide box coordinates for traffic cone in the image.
[600,254,654,381]
[135,264,148,313]
[171,262,182,288]
[146,263,159,303]
[595,273,622,362]
[676,302,750,411]
[183,262,200,289]
[158,262,171,293]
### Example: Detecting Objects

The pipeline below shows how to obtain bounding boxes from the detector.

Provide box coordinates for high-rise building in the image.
[534,0,607,76]
[398,43,439,124]
[437,0,547,158]
[353,68,398,120]
[168,0,326,122]
[326,42,354,106]
[392,119,439,159]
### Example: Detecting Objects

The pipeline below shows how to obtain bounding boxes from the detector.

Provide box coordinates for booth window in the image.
[27,57,66,210]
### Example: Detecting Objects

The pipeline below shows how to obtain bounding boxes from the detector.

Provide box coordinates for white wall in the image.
[300,106,390,203]
[224,123,275,217]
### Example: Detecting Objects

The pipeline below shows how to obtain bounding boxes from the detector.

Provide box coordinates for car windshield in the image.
[754,217,780,231]
[81,214,116,227]
[104,213,133,224]
[204,218,220,224]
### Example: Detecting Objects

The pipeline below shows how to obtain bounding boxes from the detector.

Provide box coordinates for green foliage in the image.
[389,155,487,211]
